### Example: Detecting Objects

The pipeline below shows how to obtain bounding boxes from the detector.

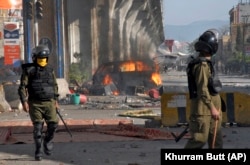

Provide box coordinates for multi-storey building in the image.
[228,0,250,73]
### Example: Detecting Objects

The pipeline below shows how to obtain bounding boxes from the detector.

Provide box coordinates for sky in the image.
[163,0,239,25]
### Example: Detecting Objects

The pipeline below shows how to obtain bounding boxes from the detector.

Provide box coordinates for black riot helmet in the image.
[32,44,50,59]
[194,29,219,55]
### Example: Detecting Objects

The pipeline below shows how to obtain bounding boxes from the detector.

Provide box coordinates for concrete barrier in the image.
[160,86,250,126]
[1,78,71,111]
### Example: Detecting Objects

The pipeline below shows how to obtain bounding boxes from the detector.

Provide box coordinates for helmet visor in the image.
[38,50,49,57]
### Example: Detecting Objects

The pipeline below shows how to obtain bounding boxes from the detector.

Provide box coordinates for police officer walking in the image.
[185,29,223,149]
[18,44,60,160]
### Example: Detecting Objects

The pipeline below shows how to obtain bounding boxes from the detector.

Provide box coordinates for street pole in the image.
[34,0,39,46]
[23,0,34,62]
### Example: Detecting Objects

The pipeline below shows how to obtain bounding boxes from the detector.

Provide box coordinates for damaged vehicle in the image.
[90,60,162,95]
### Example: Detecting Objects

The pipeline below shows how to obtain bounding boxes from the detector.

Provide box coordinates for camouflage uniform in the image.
[18,63,59,123]
[184,57,223,149]
[18,61,59,160]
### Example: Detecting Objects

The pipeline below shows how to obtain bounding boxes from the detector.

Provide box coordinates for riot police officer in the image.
[184,29,223,149]
[18,44,59,160]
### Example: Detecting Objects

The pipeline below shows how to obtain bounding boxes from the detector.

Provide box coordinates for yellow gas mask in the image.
[36,57,48,67]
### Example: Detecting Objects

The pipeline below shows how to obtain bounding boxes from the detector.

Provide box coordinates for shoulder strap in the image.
[21,63,33,69]
[205,60,215,77]
[187,58,202,73]
[22,63,36,75]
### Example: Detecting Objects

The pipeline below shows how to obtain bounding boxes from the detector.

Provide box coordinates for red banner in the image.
[4,45,20,65]
[0,0,22,9]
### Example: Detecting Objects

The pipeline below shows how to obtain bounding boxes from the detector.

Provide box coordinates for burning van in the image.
[90,60,162,95]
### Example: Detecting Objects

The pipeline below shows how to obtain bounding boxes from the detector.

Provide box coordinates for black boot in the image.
[33,122,44,161]
[34,138,43,161]
[43,122,58,156]
[43,139,53,156]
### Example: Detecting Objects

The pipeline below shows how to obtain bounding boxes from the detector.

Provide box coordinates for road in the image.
[1,70,250,165]
[161,70,250,88]
[1,106,250,165]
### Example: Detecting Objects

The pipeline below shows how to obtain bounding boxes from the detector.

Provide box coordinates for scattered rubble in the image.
[64,95,161,110]
[0,65,161,113]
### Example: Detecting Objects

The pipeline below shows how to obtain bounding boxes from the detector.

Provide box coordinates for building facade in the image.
[229,1,250,73]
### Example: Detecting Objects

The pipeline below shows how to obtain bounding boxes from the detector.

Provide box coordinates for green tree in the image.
[69,63,84,84]
[68,52,86,85]
[235,26,242,52]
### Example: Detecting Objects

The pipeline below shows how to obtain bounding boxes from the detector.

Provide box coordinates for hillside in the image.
[164,20,229,42]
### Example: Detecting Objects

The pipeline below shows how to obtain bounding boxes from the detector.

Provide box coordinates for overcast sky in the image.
[163,0,239,25]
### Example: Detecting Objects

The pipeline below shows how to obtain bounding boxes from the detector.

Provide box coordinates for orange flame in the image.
[103,74,113,85]
[113,90,119,95]
[119,61,152,72]
[103,74,120,95]
[102,60,161,95]
[119,61,135,72]
[135,61,152,71]
[151,72,162,85]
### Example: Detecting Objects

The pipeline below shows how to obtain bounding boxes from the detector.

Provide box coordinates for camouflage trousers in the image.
[28,99,59,124]
[184,114,223,149]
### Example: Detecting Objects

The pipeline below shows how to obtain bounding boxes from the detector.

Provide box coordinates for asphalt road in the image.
[1,128,249,165]
[1,70,250,165]
[1,105,250,165]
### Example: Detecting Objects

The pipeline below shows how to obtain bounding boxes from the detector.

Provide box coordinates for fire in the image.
[102,74,120,95]
[135,61,152,71]
[119,61,135,72]
[100,60,161,96]
[113,90,119,95]
[119,61,152,72]
[103,74,113,85]
[151,72,162,85]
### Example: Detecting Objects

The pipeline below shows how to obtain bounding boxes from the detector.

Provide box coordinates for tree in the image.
[235,26,242,52]
[69,52,87,85]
